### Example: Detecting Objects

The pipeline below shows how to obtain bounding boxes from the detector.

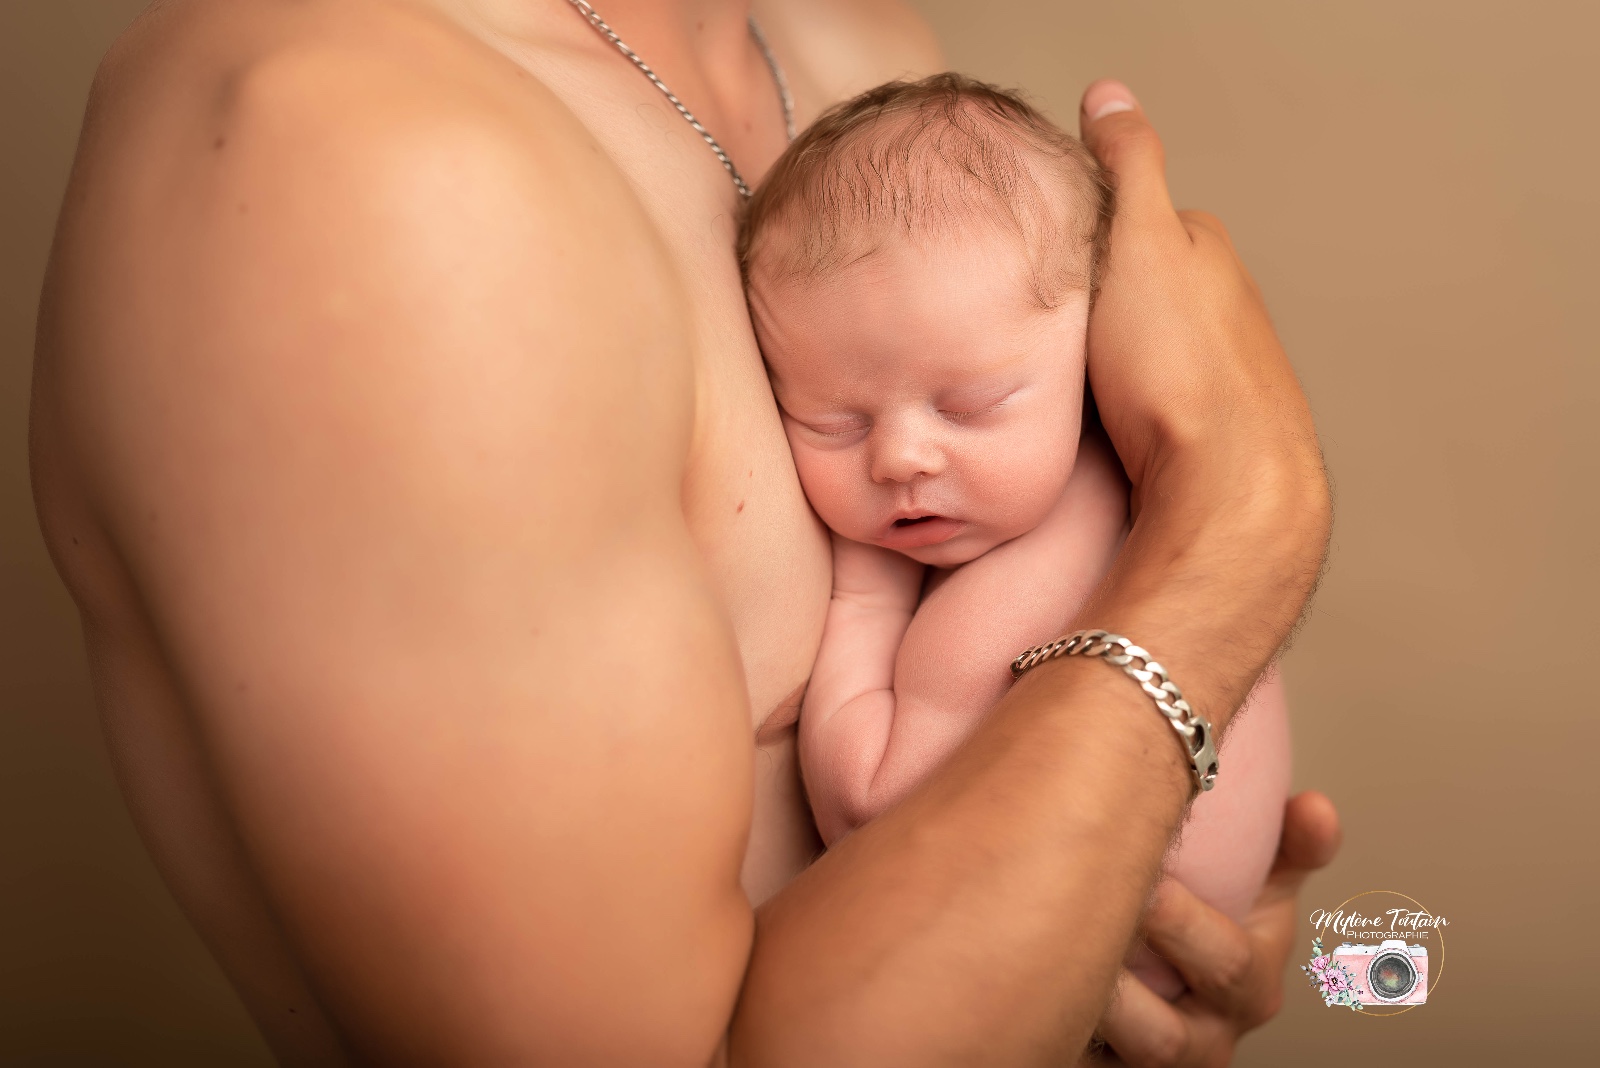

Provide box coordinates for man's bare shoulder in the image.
[44,0,691,547]
[758,0,945,106]
[65,0,680,372]
[93,0,614,186]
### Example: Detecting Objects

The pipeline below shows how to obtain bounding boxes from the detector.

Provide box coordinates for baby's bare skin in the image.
[752,232,1117,835]
[752,198,1292,999]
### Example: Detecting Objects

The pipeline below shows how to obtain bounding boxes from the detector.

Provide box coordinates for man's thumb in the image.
[1080,80,1174,225]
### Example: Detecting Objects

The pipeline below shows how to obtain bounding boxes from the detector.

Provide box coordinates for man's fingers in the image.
[1142,879,1256,1019]
[1176,209,1237,256]
[1260,790,1343,903]
[1079,80,1176,228]
[1099,971,1188,1067]
[1097,970,1234,1068]
[1229,790,1344,1030]
[1143,793,1344,1037]
[1175,212,1266,303]
[1280,789,1343,872]
[1177,209,1227,238]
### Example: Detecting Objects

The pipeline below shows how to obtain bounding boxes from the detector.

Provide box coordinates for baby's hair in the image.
[739,72,1114,308]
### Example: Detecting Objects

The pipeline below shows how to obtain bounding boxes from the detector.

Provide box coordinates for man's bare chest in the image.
[478,36,831,724]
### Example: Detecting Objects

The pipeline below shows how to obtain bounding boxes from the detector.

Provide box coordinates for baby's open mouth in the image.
[882,514,963,548]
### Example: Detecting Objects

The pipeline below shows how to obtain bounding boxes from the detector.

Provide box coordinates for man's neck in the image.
[579,0,757,69]
[446,0,766,100]
[434,0,791,191]
[449,0,756,56]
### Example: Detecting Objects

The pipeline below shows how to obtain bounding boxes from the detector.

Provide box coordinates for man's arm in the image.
[45,42,755,1065]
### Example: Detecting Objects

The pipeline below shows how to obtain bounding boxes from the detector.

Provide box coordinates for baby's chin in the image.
[882,529,999,569]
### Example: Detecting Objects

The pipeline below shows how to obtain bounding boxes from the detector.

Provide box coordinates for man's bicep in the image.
[80,57,752,1063]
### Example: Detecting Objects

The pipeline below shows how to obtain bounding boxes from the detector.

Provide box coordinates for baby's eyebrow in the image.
[936,371,1026,401]
[770,387,856,419]
[936,393,1016,415]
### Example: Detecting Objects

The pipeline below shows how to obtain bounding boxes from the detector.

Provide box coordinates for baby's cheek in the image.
[791,448,875,538]
[981,465,1062,533]
[970,435,1077,531]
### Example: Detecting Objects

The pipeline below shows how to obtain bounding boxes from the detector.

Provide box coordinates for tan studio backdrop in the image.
[2,1,1594,1064]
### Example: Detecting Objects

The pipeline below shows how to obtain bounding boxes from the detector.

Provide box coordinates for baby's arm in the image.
[800,430,1130,844]
[799,535,926,845]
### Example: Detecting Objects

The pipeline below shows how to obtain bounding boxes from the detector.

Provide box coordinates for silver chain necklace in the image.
[566,0,795,198]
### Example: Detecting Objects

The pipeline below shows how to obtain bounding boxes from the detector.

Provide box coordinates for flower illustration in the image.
[1301,938,1365,1011]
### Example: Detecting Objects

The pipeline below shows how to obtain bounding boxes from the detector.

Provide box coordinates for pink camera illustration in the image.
[1331,939,1429,1005]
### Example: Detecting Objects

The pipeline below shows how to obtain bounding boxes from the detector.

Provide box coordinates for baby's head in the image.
[742,74,1113,567]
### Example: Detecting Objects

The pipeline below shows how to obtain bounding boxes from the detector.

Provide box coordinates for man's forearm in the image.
[732,661,1190,1065]
[1094,436,1332,726]
[728,441,1329,1066]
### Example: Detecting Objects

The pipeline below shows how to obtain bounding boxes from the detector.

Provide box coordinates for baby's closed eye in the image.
[803,418,870,437]
[936,385,1024,423]
[784,412,864,438]
[779,406,871,439]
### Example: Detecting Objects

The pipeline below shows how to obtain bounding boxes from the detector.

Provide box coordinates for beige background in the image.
[2,1,1593,1063]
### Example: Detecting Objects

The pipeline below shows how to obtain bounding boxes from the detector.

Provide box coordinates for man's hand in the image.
[1064,80,1338,1065]
[1075,78,1332,725]
[1078,80,1325,506]
[1087,791,1342,1067]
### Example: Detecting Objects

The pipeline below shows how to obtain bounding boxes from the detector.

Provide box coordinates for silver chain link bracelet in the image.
[1011,630,1219,794]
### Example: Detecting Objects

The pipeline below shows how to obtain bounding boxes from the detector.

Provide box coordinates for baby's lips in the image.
[878,510,942,538]
[878,515,964,550]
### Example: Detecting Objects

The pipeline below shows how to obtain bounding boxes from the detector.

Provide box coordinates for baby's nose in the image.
[869,429,946,484]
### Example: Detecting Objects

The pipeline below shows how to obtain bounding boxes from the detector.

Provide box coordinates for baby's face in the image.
[750,231,1090,568]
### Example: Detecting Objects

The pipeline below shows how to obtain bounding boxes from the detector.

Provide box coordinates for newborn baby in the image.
[740,74,1291,998]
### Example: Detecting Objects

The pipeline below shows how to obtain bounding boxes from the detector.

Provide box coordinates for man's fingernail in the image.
[1091,99,1136,121]
[1085,80,1139,121]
